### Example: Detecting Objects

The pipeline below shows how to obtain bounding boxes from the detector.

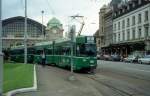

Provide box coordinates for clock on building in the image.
[52,29,57,34]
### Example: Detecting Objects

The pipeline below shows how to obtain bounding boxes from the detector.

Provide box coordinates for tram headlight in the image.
[83,59,87,62]
[90,60,94,63]
[63,59,65,63]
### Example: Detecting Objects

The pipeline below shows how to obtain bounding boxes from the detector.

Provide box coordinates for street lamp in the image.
[24,0,27,64]
[0,0,3,95]
[41,10,44,38]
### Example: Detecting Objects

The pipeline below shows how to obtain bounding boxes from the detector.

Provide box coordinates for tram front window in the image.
[77,44,96,57]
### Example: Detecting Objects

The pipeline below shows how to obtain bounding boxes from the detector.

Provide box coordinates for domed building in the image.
[46,17,64,40]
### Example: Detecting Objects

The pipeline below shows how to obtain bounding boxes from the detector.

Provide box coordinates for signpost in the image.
[0,0,3,95]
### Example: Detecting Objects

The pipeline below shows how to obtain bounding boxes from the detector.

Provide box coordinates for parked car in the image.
[123,55,138,63]
[97,54,100,59]
[110,54,121,61]
[103,54,111,61]
[97,54,105,60]
[138,55,150,64]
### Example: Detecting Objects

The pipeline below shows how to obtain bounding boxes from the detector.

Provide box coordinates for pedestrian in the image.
[41,50,46,67]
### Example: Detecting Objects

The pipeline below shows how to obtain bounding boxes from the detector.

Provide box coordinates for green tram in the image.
[10,36,97,71]
[10,45,35,63]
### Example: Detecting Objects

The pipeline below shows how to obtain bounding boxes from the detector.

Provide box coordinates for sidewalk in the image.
[14,65,102,96]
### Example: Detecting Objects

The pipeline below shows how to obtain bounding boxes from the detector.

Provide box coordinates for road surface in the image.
[90,60,150,96]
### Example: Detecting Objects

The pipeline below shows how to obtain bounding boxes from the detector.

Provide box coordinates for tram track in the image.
[51,67,137,96]
[47,64,149,96]
[80,74,144,96]
[96,69,150,82]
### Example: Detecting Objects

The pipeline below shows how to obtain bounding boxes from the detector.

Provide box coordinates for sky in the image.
[2,0,111,36]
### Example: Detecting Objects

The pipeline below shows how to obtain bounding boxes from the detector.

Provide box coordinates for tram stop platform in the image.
[13,65,102,96]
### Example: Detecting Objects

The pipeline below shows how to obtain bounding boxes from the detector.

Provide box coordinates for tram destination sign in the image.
[87,36,94,43]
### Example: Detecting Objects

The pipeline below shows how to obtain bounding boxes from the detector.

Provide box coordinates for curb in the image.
[5,64,37,96]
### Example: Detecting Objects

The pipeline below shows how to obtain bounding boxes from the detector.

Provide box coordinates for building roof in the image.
[2,16,46,28]
[47,17,62,29]
[2,16,46,36]
[113,0,150,19]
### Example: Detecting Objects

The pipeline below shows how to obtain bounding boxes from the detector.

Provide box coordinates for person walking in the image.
[41,50,46,67]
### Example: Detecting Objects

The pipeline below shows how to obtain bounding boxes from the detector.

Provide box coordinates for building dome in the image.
[47,17,62,29]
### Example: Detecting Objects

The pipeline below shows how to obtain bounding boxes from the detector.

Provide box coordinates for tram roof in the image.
[55,38,70,43]
[34,41,53,46]
[10,45,24,50]
[34,38,70,46]
[10,45,34,50]
[33,38,70,49]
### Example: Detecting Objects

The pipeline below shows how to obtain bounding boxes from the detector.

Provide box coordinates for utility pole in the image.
[68,15,84,80]
[41,10,44,38]
[0,0,3,95]
[69,25,76,81]
[70,15,84,36]
[24,0,27,64]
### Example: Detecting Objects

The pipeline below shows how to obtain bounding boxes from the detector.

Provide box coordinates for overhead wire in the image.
[20,0,25,11]
[46,0,55,15]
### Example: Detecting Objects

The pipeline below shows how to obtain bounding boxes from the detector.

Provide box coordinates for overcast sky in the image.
[2,0,111,36]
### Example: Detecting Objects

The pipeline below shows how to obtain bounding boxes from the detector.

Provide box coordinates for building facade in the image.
[2,16,45,49]
[94,29,100,52]
[102,8,113,54]
[96,0,122,53]
[113,0,150,57]
[97,4,114,54]
[2,16,64,49]
[46,17,63,41]
[97,5,108,52]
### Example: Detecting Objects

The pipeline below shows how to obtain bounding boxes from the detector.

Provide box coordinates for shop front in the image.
[101,41,145,57]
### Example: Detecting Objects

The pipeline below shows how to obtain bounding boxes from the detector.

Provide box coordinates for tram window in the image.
[54,47,56,55]
[36,50,42,55]
[10,50,15,55]
[62,47,71,55]
[85,44,96,56]
[10,49,23,55]
[16,49,24,55]
[55,49,59,55]
[46,49,52,55]
[66,48,71,55]
[60,47,64,55]
[80,44,86,55]
[76,44,86,56]
[77,44,96,57]
[62,48,65,55]
[58,46,63,55]
[28,48,35,54]
[54,47,61,55]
